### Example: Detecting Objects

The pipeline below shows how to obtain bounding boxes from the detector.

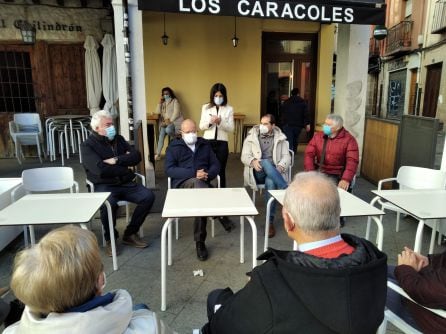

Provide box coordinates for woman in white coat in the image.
[4,226,176,334]
[199,83,236,231]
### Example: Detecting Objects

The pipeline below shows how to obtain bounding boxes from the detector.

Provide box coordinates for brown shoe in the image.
[106,241,121,257]
[268,224,276,238]
[122,234,149,248]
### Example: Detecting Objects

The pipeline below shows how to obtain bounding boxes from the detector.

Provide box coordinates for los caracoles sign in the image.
[138,0,386,25]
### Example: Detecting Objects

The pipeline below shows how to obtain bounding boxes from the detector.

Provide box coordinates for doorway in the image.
[423,63,442,118]
[261,32,317,139]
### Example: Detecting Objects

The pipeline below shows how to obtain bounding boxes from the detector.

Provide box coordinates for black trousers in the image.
[179,178,209,242]
[96,182,155,241]
[209,140,229,188]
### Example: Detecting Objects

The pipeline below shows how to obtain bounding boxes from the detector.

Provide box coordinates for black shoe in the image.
[218,217,236,233]
[196,241,208,261]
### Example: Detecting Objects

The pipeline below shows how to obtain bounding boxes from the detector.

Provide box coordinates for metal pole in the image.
[122,0,134,141]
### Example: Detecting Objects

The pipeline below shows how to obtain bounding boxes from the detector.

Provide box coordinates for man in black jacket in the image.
[165,119,220,261]
[81,110,155,256]
[280,88,310,153]
[202,171,387,334]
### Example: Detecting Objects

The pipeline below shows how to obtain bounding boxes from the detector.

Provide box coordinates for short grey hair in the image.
[326,114,343,129]
[283,171,341,233]
[90,110,112,132]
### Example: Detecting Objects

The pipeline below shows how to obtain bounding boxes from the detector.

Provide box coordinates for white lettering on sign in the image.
[344,8,354,23]
[234,0,356,23]
[238,0,250,15]
[266,2,279,18]
[209,0,220,14]
[179,0,221,14]
[251,1,264,16]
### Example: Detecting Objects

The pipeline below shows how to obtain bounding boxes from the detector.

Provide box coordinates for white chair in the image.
[167,176,220,239]
[252,149,294,202]
[377,281,446,334]
[9,113,44,164]
[11,167,79,245]
[86,173,145,247]
[376,166,446,252]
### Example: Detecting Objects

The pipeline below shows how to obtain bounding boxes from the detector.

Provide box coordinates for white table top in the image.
[162,188,258,218]
[269,188,384,217]
[0,178,21,196]
[48,115,89,120]
[0,192,110,226]
[372,189,446,220]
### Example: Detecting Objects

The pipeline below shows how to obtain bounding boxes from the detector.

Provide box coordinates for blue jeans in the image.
[254,159,288,223]
[156,124,175,155]
[96,182,155,241]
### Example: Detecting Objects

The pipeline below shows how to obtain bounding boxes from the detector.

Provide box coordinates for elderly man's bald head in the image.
[283,172,341,234]
[181,119,197,133]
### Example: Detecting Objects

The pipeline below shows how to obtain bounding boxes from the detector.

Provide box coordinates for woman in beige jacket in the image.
[154,87,184,160]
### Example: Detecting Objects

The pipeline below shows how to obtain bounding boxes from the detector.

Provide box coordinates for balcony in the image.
[432,0,446,34]
[385,20,413,56]
[369,37,381,57]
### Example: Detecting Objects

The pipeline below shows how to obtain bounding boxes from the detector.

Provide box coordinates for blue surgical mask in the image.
[163,95,171,102]
[322,124,332,136]
[105,125,116,141]
[214,96,224,106]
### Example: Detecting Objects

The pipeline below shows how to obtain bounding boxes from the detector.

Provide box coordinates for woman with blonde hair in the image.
[4,225,176,334]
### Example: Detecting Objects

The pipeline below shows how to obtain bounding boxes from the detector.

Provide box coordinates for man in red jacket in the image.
[304,114,359,191]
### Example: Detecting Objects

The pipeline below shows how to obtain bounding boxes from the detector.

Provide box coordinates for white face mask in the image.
[214,96,224,106]
[259,124,269,135]
[183,132,197,145]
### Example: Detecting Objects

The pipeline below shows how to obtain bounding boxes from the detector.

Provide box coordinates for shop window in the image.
[387,69,406,119]
[0,51,36,113]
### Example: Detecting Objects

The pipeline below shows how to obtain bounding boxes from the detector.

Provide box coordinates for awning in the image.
[138,0,386,25]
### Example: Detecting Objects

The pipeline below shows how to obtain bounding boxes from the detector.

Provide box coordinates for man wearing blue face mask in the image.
[165,119,220,261]
[81,110,155,256]
[241,114,291,238]
[304,114,359,208]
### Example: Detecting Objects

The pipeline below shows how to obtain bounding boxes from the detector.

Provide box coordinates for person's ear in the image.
[282,207,295,232]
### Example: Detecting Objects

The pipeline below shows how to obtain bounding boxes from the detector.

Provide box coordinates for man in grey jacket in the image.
[241,114,291,237]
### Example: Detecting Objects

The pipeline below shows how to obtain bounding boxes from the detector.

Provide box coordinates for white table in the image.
[0,178,23,251]
[0,192,119,271]
[372,189,446,253]
[161,187,258,311]
[265,189,385,251]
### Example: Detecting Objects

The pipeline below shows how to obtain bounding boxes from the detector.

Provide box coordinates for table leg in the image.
[369,216,384,251]
[240,216,244,263]
[429,219,438,254]
[414,219,425,253]
[29,225,36,245]
[168,222,172,266]
[264,197,275,252]
[105,201,118,271]
[245,216,258,268]
[366,196,381,240]
[161,218,174,311]
[70,119,75,154]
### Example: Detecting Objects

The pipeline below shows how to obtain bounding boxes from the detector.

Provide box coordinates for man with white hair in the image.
[304,114,358,191]
[81,110,155,256]
[201,172,387,334]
